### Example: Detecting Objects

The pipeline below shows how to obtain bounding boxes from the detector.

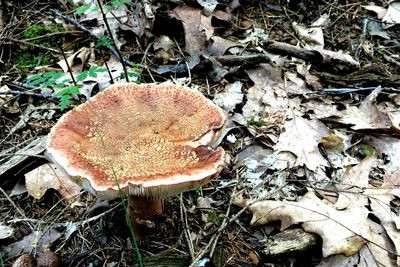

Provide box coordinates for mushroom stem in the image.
[127,196,163,239]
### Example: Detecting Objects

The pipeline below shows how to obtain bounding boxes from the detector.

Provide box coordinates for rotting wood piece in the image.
[260,228,319,257]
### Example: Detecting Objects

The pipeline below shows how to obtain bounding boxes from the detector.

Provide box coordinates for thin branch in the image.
[95,0,129,82]
[58,40,77,86]
[18,30,83,42]
[4,37,59,52]
[180,194,195,261]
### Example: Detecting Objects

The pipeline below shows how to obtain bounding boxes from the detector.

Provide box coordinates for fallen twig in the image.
[310,86,400,95]
[3,37,59,53]
[0,89,56,98]
[180,194,195,262]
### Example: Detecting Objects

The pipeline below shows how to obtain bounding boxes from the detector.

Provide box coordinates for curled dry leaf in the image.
[363,5,387,19]
[0,224,13,239]
[57,47,90,73]
[315,87,400,135]
[25,163,81,200]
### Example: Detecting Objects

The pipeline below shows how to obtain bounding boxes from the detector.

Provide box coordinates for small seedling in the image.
[195,185,203,198]
[28,71,64,87]
[361,145,374,157]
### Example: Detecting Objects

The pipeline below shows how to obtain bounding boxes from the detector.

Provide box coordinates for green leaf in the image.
[246,118,266,127]
[59,95,71,111]
[27,74,42,83]
[55,85,80,97]
[76,71,89,82]
[207,211,223,226]
[103,4,112,11]
[75,4,93,14]
[96,36,113,48]
[58,78,71,88]
[28,76,47,86]
[88,66,107,78]
[112,0,132,7]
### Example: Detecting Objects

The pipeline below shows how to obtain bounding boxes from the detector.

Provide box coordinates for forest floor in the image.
[1,0,400,266]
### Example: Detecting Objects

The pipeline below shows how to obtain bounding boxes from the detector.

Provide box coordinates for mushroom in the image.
[46,83,226,237]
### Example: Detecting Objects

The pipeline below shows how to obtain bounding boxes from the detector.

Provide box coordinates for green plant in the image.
[76,66,108,81]
[96,36,113,48]
[24,24,64,42]
[207,211,223,226]
[120,70,141,83]
[16,24,63,71]
[54,85,80,110]
[361,145,374,157]
[195,185,203,198]
[16,52,52,69]
[247,118,266,127]
[27,66,110,110]
[75,0,132,14]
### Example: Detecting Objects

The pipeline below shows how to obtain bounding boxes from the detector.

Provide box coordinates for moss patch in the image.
[15,24,63,71]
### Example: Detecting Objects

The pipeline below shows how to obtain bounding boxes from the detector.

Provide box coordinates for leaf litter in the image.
[1,0,400,266]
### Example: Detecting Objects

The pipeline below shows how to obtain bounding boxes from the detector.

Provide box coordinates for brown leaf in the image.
[25,163,81,200]
[171,5,214,58]
[4,229,62,260]
[316,87,400,134]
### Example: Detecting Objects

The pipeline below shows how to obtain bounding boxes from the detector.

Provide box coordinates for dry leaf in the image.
[207,36,244,56]
[197,0,219,15]
[197,196,215,209]
[25,163,81,200]
[171,5,214,60]
[250,191,369,257]
[249,156,400,265]
[4,229,62,260]
[382,2,400,28]
[315,87,400,134]
[363,5,387,19]
[213,81,243,113]
[274,117,329,171]
[57,47,90,73]
[243,61,287,119]
[366,135,400,173]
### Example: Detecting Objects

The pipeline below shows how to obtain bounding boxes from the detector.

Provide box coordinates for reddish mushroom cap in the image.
[47,83,226,198]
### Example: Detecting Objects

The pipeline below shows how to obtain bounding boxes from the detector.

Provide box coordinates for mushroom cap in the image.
[47,83,226,198]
